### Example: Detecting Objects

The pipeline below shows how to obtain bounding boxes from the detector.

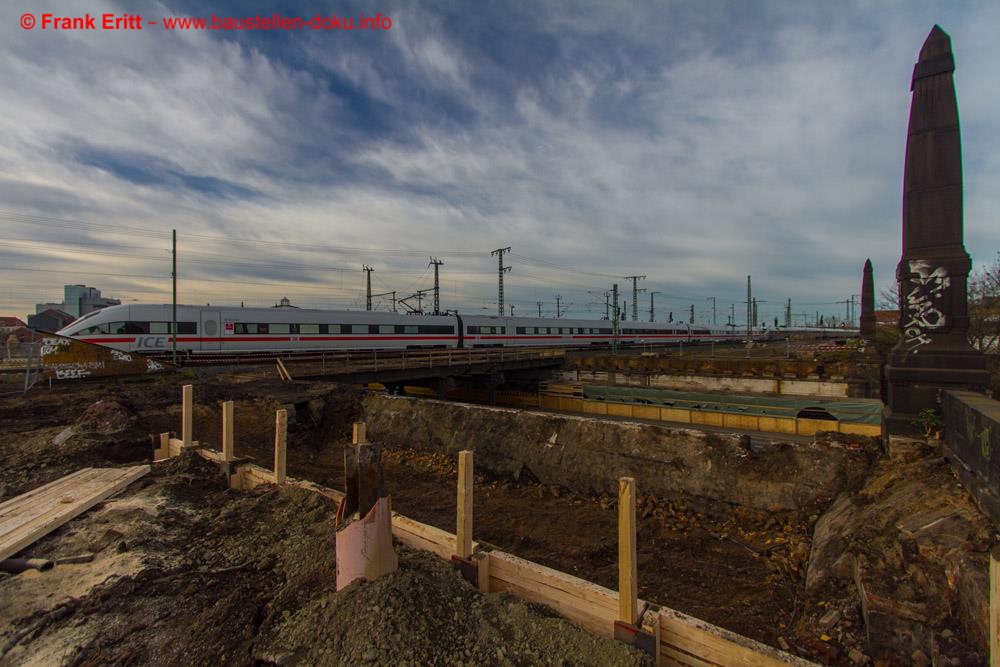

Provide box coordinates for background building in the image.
[35,285,121,319]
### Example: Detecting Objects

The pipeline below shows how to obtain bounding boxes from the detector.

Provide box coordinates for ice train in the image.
[57,303,752,355]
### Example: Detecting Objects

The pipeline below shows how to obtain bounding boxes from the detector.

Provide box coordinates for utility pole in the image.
[624,275,645,321]
[429,257,443,315]
[536,301,543,318]
[555,294,563,318]
[649,291,660,322]
[510,304,515,316]
[707,297,716,325]
[491,247,511,317]
[785,298,792,328]
[612,283,620,354]
[746,275,752,341]
[752,298,758,329]
[730,303,735,330]
[363,265,374,311]
[171,229,177,365]
[689,304,694,324]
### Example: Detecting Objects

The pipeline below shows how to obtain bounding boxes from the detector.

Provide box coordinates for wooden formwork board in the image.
[0,465,150,561]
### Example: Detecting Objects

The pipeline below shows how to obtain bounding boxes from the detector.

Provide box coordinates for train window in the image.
[300,324,320,334]
[600,328,612,334]
[404,325,418,334]
[150,322,170,334]
[104,321,126,334]
[270,323,290,334]
[379,325,394,334]
[123,322,149,334]
[516,327,525,334]
[82,323,110,335]
[467,326,478,334]
[419,325,453,334]
[349,324,367,334]
[367,325,379,334]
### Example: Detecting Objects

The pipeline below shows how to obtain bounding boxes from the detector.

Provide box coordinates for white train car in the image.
[57,303,749,355]
[59,304,459,354]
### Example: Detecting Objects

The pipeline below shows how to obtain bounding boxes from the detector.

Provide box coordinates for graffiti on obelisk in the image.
[883,25,988,435]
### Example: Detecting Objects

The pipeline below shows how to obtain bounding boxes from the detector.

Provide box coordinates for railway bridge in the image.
[226,347,567,400]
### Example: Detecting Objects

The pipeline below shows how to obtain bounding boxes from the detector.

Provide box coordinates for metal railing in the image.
[280,346,566,378]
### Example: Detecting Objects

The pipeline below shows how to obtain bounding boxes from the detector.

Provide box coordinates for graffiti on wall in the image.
[39,333,174,380]
[901,259,950,353]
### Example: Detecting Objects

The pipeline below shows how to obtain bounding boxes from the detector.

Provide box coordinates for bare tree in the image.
[969,252,1000,353]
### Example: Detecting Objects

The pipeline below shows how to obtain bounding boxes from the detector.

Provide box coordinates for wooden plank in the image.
[659,608,816,667]
[619,476,638,626]
[0,469,110,535]
[181,384,193,447]
[992,544,1000,667]
[391,512,464,560]
[0,465,150,560]
[488,551,622,639]
[0,468,98,515]
[222,401,234,462]
[490,572,613,639]
[456,450,473,559]
[274,408,288,485]
[353,421,366,444]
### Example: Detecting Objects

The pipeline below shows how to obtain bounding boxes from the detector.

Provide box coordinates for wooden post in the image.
[156,432,170,461]
[456,450,473,559]
[274,409,287,485]
[618,476,638,626]
[181,384,193,447]
[222,401,234,462]
[991,544,1000,667]
[353,421,366,445]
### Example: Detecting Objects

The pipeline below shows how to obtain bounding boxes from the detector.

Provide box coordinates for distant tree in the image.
[878,281,900,312]
[969,252,1000,353]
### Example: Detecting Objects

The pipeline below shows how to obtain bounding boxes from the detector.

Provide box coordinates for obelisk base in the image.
[883,351,989,436]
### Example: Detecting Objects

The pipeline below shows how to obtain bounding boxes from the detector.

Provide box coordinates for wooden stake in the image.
[274,409,287,485]
[222,401,234,462]
[353,421,366,445]
[181,384,193,448]
[156,432,170,461]
[618,476,638,626]
[475,550,491,593]
[991,544,1000,667]
[456,450,473,559]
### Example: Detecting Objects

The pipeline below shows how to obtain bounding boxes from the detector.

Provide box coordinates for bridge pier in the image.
[436,376,457,400]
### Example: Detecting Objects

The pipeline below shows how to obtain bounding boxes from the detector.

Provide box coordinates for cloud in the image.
[0,0,997,325]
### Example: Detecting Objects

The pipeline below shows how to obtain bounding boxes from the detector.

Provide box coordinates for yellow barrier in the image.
[538,394,881,437]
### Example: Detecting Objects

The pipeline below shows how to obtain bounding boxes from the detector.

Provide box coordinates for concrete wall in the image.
[943,390,1000,525]
[556,370,850,398]
[362,394,874,518]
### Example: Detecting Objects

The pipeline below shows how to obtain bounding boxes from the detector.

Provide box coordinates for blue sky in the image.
[1,1,998,325]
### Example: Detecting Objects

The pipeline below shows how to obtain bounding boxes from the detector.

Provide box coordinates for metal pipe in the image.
[0,558,53,574]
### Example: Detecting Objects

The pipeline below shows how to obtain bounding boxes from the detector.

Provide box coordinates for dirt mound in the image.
[75,399,135,434]
[255,548,652,666]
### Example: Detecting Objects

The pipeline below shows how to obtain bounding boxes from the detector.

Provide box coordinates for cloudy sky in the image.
[1,0,998,326]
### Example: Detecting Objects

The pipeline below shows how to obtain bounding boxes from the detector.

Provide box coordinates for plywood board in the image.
[0,465,150,560]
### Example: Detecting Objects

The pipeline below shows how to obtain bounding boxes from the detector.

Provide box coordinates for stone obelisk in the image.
[884,25,988,435]
[860,259,875,339]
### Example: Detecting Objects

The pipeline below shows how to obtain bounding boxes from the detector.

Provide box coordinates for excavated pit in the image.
[1,374,992,664]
